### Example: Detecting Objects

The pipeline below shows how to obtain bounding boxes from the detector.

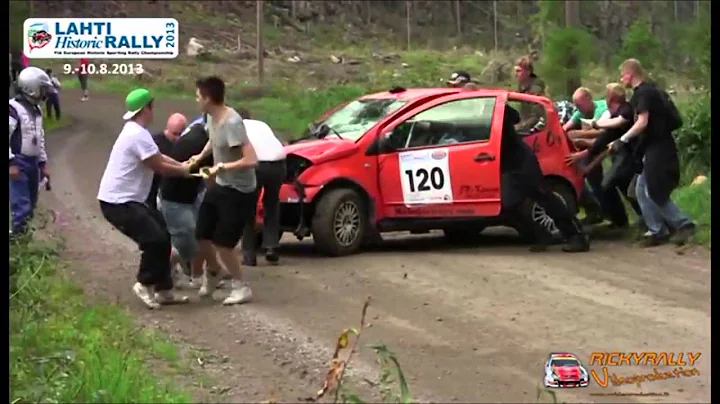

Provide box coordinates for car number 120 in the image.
[404,167,445,192]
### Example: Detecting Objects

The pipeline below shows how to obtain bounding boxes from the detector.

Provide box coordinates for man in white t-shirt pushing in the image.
[97,88,193,309]
[236,108,287,266]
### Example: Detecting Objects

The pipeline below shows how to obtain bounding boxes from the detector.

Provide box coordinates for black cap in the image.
[447,71,471,85]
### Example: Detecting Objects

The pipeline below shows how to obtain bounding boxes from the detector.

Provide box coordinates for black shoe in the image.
[265,248,279,264]
[638,234,670,248]
[562,234,590,253]
[669,223,697,246]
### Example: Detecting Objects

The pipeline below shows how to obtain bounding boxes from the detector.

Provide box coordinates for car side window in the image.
[386,97,496,150]
[507,99,547,136]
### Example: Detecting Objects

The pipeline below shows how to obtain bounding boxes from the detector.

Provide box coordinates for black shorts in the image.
[195,184,255,248]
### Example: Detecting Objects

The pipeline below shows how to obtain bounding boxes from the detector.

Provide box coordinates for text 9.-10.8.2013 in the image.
[62,63,144,76]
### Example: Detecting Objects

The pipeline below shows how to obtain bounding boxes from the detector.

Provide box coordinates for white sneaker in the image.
[133,282,160,309]
[154,290,190,305]
[198,272,219,298]
[188,277,203,289]
[173,270,194,290]
[222,281,253,305]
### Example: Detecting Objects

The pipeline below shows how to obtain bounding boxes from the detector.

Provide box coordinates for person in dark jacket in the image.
[501,104,589,253]
[613,59,696,247]
[146,113,185,209]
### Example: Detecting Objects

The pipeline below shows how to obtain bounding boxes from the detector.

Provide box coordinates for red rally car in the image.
[255,87,584,256]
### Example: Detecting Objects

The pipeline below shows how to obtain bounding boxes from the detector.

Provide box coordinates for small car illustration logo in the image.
[27,22,53,51]
[543,352,589,388]
[431,150,447,160]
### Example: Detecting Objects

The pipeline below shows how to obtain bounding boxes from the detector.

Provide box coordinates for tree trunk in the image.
[365,1,371,24]
[565,0,581,98]
[406,0,411,50]
[454,0,461,36]
[673,0,678,21]
[256,0,264,84]
[290,0,297,19]
[493,0,498,51]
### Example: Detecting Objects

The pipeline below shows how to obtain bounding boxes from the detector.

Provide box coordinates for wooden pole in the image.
[493,0,498,52]
[256,0,264,84]
[455,0,461,36]
[406,1,411,50]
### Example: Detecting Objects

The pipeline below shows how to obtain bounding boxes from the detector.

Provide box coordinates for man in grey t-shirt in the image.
[207,109,256,192]
[190,76,258,306]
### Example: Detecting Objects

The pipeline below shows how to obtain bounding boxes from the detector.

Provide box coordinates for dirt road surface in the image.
[40,89,711,403]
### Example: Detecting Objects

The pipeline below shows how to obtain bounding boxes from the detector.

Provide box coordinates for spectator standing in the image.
[44,68,61,120]
[146,113,186,210]
[76,58,90,101]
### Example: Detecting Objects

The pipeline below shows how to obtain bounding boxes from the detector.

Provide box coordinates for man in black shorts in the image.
[189,76,258,305]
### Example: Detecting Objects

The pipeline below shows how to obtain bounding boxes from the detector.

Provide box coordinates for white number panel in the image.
[398,148,453,204]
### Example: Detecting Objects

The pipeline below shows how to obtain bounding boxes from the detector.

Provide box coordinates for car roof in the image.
[359,87,515,101]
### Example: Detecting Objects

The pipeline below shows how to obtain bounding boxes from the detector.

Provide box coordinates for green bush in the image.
[676,91,711,174]
[615,18,663,72]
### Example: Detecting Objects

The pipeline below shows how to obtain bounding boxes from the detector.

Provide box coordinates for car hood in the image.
[284,139,359,164]
[553,366,582,379]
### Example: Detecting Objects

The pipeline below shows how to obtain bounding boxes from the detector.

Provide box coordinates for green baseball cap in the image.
[123,88,154,120]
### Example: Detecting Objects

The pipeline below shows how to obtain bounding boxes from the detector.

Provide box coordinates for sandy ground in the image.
[38,89,711,403]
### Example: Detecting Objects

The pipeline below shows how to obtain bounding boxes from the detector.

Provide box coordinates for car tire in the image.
[518,179,577,240]
[442,226,486,243]
[311,188,367,256]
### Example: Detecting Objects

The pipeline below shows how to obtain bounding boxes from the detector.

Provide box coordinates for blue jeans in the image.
[9,155,40,234]
[635,173,692,237]
[160,191,205,263]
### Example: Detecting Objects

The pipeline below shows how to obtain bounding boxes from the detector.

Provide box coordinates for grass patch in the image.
[44,115,71,132]
[674,177,711,245]
[10,235,192,403]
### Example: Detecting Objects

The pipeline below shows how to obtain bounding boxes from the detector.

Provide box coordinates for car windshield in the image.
[320,98,407,141]
[551,359,579,367]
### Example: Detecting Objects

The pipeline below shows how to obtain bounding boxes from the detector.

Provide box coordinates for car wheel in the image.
[442,226,486,243]
[518,180,577,240]
[311,188,366,256]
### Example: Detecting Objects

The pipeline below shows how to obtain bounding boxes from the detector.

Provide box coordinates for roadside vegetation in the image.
[9,231,192,403]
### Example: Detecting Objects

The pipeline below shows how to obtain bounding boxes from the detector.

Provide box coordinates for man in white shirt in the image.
[237,108,287,266]
[97,88,193,309]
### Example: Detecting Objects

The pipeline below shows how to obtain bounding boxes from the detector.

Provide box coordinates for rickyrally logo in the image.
[27,22,53,52]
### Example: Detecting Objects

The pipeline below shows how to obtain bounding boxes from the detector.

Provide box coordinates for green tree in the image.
[614,17,663,71]
[538,26,595,99]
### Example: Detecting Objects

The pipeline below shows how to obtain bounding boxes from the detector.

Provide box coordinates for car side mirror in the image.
[365,132,397,156]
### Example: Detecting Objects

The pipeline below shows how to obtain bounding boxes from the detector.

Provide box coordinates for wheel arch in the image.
[544,174,579,214]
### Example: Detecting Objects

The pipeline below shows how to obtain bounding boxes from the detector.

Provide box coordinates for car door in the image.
[506,93,564,162]
[375,93,506,218]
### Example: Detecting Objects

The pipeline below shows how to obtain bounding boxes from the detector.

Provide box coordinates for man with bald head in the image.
[146,113,188,210]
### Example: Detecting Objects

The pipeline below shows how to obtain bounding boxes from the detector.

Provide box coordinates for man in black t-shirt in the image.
[146,114,186,209]
[612,59,696,247]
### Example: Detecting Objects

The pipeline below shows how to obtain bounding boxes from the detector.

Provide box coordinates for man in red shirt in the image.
[75,58,90,101]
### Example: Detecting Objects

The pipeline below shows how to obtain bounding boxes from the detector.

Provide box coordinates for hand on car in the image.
[608,140,625,154]
[564,151,587,167]
[572,138,593,149]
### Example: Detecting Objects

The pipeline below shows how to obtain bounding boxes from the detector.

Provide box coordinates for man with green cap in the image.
[97,88,194,309]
